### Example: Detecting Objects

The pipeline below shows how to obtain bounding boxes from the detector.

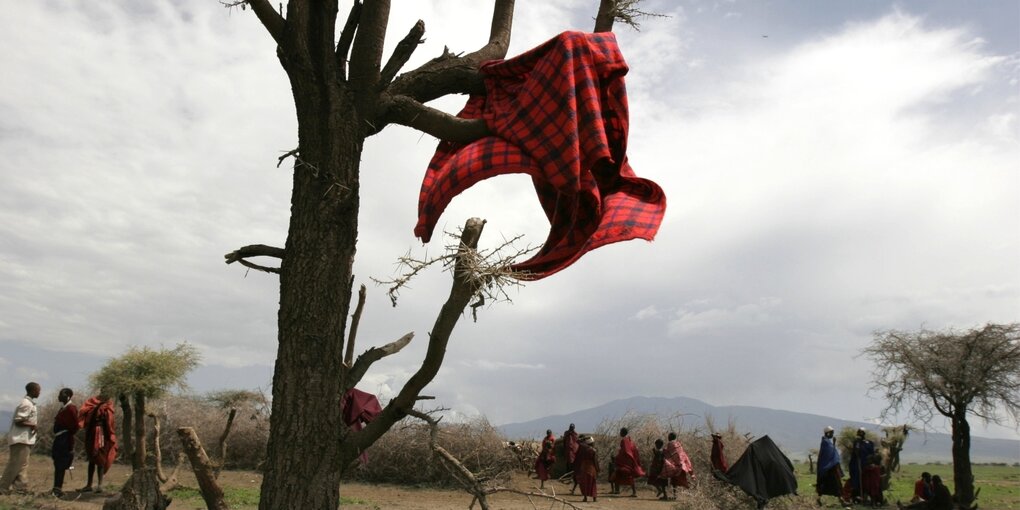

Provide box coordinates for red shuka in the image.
[77,397,117,470]
[563,429,579,465]
[574,443,599,498]
[711,435,729,472]
[662,439,695,488]
[613,436,645,484]
[416,31,666,279]
[534,433,556,481]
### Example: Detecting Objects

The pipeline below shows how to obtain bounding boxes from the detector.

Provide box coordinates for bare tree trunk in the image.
[178,427,230,510]
[258,77,361,510]
[150,414,167,482]
[214,408,237,479]
[119,394,135,469]
[134,393,147,470]
[102,467,170,510]
[951,410,974,506]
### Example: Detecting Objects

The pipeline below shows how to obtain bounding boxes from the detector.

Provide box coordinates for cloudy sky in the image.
[1,1,1018,442]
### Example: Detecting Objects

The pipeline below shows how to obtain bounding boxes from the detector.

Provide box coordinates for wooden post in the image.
[177,427,230,510]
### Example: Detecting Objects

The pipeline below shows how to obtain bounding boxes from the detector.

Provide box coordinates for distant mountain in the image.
[497,396,1020,464]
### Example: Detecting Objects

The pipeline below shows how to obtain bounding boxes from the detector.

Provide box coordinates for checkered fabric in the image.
[415,31,666,279]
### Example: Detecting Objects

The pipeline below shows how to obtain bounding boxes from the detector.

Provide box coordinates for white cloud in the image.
[632,305,660,320]
[0,3,1017,441]
[667,297,783,337]
[460,360,546,371]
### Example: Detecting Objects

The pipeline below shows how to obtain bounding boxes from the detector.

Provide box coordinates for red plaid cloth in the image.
[415,31,666,279]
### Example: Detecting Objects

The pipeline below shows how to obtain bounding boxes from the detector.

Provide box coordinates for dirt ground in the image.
[0,453,686,510]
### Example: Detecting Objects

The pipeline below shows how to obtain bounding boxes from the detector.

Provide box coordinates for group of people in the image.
[816,426,953,510]
[0,382,119,497]
[533,424,600,501]
[533,424,714,502]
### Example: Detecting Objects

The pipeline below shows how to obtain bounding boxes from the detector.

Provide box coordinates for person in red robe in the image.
[563,424,580,494]
[710,432,729,473]
[51,388,79,497]
[573,436,599,502]
[862,455,885,507]
[77,392,117,493]
[533,429,556,488]
[611,427,644,496]
[562,424,579,467]
[648,439,668,500]
[662,432,695,500]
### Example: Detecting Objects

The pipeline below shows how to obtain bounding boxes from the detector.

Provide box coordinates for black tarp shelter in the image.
[713,435,798,508]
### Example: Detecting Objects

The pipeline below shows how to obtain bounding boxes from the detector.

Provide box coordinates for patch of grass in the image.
[791,461,1020,509]
[170,485,260,509]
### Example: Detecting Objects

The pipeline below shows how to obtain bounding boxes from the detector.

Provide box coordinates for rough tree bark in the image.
[223,2,631,509]
[133,393,147,470]
[952,411,974,505]
[119,394,135,470]
[149,414,166,482]
[101,468,170,510]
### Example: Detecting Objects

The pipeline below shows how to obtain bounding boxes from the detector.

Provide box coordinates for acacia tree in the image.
[220,1,644,509]
[91,343,200,470]
[864,323,1020,506]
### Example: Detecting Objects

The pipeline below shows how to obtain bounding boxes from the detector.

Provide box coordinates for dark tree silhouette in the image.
[864,323,1020,507]
[222,1,646,508]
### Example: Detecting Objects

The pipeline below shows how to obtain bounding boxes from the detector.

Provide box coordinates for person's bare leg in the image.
[81,462,95,491]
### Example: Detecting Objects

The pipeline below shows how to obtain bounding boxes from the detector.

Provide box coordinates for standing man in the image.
[0,382,41,494]
[563,424,579,494]
[78,391,118,493]
[51,388,79,497]
[647,438,667,500]
[612,427,644,496]
[534,429,556,489]
[816,426,846,506]
[562,424,579,469]
[574,436,599,503]
[850,427,875,503]
[662,432,695,500]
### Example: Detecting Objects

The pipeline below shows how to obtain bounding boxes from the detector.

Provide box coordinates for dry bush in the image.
[346,416,518,488]
[150,393,269,470]
[590,412,801,510]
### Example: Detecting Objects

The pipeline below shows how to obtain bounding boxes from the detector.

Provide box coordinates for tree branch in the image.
[343,218,487,460]
[344,284,368,366]
[594,0,617,32]
[349,0,390,119]
[385,0,514,104]
[405,409,493,510]
[379,20,425,89]
[379,95,491,142]
[335,1,363,79]
[233,0,285,47]
[345,332,414,391]
[224,244,285,274]
[215,408,237,479]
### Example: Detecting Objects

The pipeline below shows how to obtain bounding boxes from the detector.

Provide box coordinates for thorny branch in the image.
[371,228,536,317]
[594,0,669,32]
